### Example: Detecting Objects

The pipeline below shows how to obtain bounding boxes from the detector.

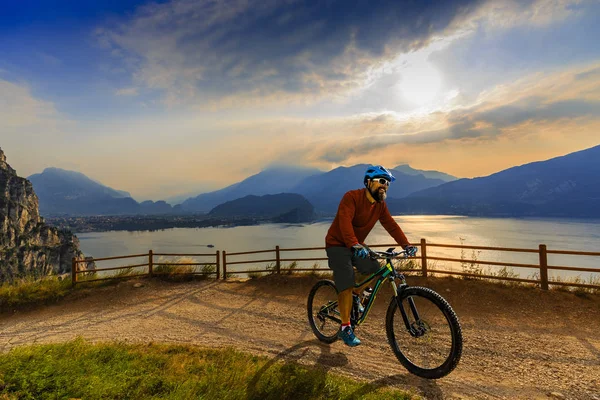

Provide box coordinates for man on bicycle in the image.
[325,165,417,347]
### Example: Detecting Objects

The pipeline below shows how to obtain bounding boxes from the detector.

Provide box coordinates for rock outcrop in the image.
[0,147,87,282]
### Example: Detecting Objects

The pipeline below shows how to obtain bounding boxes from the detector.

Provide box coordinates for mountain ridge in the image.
[28,167,179,216]
[181,165,323,212]
[387,144,600,217]
[181,164,447,214]
[392,164,457,182]
[26,143,600,219]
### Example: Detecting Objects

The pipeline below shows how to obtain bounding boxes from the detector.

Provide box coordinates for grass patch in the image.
[306,262,333,278]
[459,238,483,278]
[549,274,600,296]
[247,263,276,279]
[153,256,216,281]
[247,269,266,279]
[0,339,415,400]
[112,266,139,278]
[284,261,298,275]
[280,262,333,278]
[435,242,600,294]
[0,276,72,312]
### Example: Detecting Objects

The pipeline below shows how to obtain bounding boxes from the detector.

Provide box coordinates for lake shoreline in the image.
[46,213,600,234]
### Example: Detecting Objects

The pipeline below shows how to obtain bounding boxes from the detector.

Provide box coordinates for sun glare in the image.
[399,62,442,106]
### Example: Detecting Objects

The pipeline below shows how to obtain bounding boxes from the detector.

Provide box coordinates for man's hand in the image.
[352,244,369,259]
[404,245,418,257]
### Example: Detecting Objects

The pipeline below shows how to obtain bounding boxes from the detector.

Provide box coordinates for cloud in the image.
[466,0,589,29]
[114,87,138,96]
[97,0,487,107]
[95,0,590,109]
[574,66,600,81]
[259,62,600,163]
[0,79,76,177]
[37,52,62,67]
[0,80,59,128]
[5,60,597,199]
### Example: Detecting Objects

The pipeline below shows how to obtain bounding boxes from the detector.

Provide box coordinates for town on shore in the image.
[45,214,265,233]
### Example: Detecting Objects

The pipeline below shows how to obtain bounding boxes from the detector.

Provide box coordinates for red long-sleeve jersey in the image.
[325,188,410,248]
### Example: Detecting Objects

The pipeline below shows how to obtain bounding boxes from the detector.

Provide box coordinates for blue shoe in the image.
[339,327,361,347]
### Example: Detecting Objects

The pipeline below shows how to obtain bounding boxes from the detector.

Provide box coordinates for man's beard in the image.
[370,187,387,202]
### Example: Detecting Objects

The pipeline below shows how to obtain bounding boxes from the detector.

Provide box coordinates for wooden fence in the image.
[72,250,220,285]
[73,239,600,290]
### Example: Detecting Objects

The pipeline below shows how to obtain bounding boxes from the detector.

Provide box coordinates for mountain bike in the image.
[307,247,463,379]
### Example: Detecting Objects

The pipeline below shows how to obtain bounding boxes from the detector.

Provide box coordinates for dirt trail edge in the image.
[1,275,599,400]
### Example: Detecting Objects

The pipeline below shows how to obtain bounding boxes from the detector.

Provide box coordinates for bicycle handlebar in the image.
[368,248,409,259]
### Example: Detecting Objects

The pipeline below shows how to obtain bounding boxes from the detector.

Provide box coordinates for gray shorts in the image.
[326,246,381,292]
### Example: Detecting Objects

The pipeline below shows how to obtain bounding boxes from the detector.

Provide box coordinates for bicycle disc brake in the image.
[409,319,431,337]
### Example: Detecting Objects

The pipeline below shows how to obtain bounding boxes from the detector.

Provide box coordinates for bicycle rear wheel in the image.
[386,286,462,379]
[307,280,340,343]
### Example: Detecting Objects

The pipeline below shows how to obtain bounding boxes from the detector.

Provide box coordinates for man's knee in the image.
[338,286,353,295]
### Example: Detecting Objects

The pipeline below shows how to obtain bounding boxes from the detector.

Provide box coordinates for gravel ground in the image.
[1,275,599,399]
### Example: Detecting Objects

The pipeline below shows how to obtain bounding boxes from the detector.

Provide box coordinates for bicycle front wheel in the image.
[386,287,462,379]
[307,280,340,343]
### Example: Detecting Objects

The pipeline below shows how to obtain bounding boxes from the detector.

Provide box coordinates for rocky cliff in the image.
[0,147,88,282]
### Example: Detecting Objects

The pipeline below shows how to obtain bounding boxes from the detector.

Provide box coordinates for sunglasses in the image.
[372,178,390,186]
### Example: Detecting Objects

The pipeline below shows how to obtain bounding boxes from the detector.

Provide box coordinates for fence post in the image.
[148,250,153,277]
[276,245,281,274]
[420,238,428,277]
[216,250,220,280]
[539,244,548,290]
[71,257,77,286]
[222,251,227,279]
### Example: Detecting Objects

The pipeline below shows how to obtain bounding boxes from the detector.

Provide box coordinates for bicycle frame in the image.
[349,252,425,338]
[315,250,423,336]
[351,254,404,324]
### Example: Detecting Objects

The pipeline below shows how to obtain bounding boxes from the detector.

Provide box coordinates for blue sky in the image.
[2,0,600,201]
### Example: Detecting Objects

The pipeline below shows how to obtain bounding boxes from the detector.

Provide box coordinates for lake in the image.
[76,215,600,282]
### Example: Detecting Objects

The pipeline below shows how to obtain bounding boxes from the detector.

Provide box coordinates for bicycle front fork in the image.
[390,278,425,338]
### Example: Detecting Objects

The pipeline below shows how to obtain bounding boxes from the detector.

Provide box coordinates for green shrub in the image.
[0,277,71,311]
[153,256,210,281]
[247,269,266,279]
[284,261,298,275]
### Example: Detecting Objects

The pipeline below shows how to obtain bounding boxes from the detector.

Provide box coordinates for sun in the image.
[399,62,442,106]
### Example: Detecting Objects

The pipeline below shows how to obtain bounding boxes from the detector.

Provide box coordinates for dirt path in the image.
[1,275,599,399]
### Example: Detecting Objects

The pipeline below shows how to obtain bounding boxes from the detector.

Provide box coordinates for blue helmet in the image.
[364,165,395,186]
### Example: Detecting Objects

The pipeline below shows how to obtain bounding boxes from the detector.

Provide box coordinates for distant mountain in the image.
[139,200,173,214]
[181,165,323,212]
[387,144,600,217]
[28,168,176,216]
[182,164,447,214]
[164,189,209,206]
[289,165,447,214]
[209,193,315,223]
[29,168,131,199]
[392,164,457,182]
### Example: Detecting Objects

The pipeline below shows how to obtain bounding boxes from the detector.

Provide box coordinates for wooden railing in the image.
[222,239,600,290]
[73,239,600,290]
[71,250,220,285]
